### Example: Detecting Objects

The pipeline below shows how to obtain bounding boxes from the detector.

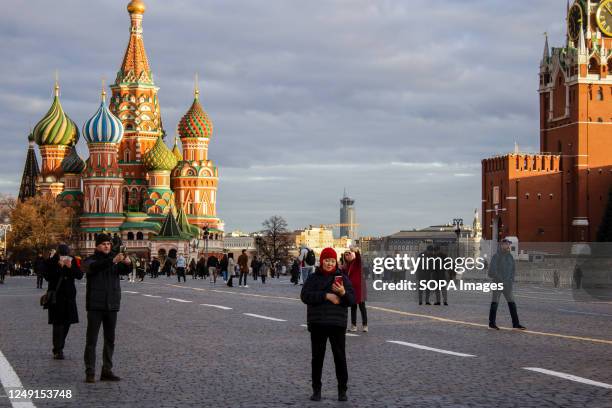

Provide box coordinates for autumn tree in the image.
[7,195,74,261]
[257,215,293,266]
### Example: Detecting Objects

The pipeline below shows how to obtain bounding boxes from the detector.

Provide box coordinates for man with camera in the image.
[83,233,131,383]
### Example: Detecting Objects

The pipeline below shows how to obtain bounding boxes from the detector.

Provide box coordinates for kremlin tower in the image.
[17,0,224,257]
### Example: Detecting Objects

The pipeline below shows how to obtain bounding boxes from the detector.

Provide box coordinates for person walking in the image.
[432,245,449,306]
[290,258,300,285]
[219,254,229,282]
[189,258,197,279]
[44,244,83,360]
[573,266,583,289]
[260,260,268,284]
[0,256,7,284]
[226,253,236,287]
[298,245,316,285]
[487,238,525,330]
[416,246,434,305]
[301,247,355,402]
[251,256,261,281]
[176,254,187,283]
[35,253,46,289]
[150,257,160,279]
[83,233,131,383]
[207,255,219,285]
[197,256,206,280]
[342,248,368,333]
[237,249,249,287]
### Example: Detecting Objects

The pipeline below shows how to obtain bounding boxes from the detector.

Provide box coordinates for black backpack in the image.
[304,249,316,266]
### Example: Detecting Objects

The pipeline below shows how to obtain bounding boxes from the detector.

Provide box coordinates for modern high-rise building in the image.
[339,190,356,239]
[482,1,612,243]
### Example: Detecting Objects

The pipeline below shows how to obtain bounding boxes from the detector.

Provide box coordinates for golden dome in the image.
[127,0,146,14]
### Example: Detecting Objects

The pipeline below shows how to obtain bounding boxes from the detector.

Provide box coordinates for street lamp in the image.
[0,218,12,258]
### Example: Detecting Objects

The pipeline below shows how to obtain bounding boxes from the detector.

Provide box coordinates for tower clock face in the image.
[597,0,612,37]
[568,2,583,42]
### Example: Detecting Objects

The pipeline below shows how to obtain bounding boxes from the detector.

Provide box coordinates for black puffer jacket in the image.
[83,251,130,312]
[301,268,355,330]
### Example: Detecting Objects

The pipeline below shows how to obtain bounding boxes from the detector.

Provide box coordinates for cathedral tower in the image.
[110,0,162,212]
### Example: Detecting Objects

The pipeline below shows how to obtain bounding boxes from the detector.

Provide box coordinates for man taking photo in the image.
[83,233,131,383]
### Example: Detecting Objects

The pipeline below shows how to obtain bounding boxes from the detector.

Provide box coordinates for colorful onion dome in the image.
[172,137,183,161]
[127,0,146,14]
[33,83,79,147]
[178,85,213,139]
[143,135,177,171]
[61,147,86,174]
[83,89,124,144]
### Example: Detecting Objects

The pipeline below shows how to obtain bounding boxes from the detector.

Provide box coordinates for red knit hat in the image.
[319,247,337,268]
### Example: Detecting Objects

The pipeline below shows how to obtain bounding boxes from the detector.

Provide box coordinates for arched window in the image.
[598,88,604,101]
[136,232,144,240]
[127,232,134,241]
[589,58,600,75]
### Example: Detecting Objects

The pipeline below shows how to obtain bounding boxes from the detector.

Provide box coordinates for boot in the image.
[100,370,121,381]
[310,388,321,401]
[85,374,95,383]
[338,385,348,402]
[508,302,526,330]
[488,302,499,330]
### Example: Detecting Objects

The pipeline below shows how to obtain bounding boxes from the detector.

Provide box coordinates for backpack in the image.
[304,249,316,266]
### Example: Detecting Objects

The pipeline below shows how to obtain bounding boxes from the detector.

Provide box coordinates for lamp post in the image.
[0,218,11,258]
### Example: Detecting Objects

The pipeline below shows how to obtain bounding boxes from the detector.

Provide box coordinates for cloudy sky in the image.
[0,0,567,236]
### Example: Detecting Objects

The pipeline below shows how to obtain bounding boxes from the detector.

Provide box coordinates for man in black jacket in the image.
[301,247,355,402]
[83,233,131,383]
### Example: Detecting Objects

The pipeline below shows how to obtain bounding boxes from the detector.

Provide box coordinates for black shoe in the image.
[434,302,441,305]
[338,390,348,402]
[425,302,431,305]
[100,371,121,381]
[310,390,321,401]
[444,302,448,306]
[488,323,500,330]
[513,324,526,330]
[53,352,64,360]
[418,302,422,305]
[85,374,95,383]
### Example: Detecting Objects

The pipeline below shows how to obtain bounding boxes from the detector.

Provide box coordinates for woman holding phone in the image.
[341,248,368,332]
[301,247,355,402]
[44,244,83,360]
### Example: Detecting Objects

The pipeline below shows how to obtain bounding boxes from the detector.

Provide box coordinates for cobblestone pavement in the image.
[0,275,611,407]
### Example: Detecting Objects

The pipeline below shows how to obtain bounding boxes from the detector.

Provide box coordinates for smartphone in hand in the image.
[334,275,343,286]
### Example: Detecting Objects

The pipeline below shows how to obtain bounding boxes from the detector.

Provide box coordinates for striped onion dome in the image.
[61,147,86,174]
[172,137,183,161]
[143,135,177,171]
[177,89,213,139]
[83,90,124,144]
[33,83,79,147]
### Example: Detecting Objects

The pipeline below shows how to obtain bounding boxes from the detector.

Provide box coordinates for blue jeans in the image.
[300,266,314,284]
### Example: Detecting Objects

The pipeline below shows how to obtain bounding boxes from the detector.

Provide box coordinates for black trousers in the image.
[350,302,367,326]
[52,323,71,353]
[261,275,266,284]
[239,272,248,286]
[37,275,44,288]
[84,310,117,376]
[310,326,348,392]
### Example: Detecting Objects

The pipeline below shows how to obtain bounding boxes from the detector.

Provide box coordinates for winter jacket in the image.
[344,252,366,303]
[301,268,355,330]
[44,254,83,325]
[488,251,515,283]
[83,251,131,312]
[237,254,249,273]
[207,256,219,268]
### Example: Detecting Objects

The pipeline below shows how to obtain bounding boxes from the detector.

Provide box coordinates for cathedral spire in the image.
[18,132,40,202]
[542,32,549,63]
[194,73,200,99]
[579,26,587,56]
[118,0,152,84]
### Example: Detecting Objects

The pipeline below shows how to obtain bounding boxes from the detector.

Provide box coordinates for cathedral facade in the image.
[482,0,612,243]
[19,0,224,258]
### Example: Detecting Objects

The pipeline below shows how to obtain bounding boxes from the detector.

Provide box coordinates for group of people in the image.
[416,244,455,306]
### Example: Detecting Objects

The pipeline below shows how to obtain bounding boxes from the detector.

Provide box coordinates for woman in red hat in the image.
[301,247,355,402]
[341,247,367,332]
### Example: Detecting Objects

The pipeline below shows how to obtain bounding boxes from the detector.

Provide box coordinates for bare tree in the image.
[258,215,292,266]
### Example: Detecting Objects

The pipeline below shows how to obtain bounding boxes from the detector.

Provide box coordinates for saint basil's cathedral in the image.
[18,0,224,258]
